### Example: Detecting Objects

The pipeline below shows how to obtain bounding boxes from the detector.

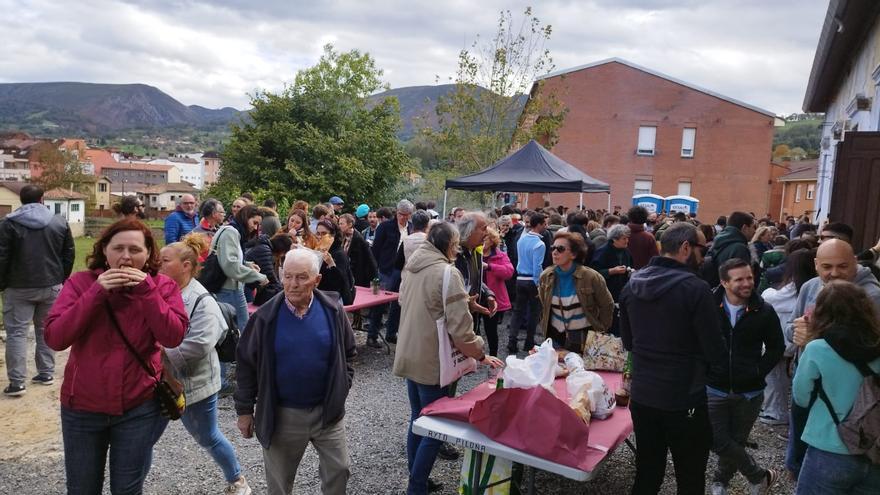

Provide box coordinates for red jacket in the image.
[45,270,188,415]
[627,223,659,270]
[483,249,515,312]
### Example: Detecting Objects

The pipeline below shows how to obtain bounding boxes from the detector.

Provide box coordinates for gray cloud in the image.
[0,0,827,114]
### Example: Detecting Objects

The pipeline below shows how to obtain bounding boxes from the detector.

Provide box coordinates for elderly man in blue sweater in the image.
[507,212,547,354]
[164,194,199,243]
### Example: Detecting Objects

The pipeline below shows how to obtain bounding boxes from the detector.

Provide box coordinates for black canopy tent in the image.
[442,139,611,214]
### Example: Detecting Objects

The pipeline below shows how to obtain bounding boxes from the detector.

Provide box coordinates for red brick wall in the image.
[524,62,775,223]
[767,162,792,221]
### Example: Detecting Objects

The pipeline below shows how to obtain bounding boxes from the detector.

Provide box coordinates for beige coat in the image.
[393,243,485,385]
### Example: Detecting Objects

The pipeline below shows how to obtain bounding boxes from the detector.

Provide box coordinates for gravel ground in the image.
[0,314,795,494]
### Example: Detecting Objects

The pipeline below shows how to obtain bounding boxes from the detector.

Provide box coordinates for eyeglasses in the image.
[818,234,840,241]
[550,245,568,253]
[694,243,708,255]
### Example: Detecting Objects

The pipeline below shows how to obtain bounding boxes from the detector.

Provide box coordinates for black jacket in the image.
[0,204,75,289]
[371,219,411,274]
[590,243,633,300]
[244,234,282,305]
[707,287,785,393]
[619,256,727,411]
[347,230,377,287]
[708,226,751,267]
[234,289,356,449]
[504,223,524,272]
[319,236,355,305]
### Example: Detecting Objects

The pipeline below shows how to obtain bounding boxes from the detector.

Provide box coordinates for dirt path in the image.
[0,335,67,462]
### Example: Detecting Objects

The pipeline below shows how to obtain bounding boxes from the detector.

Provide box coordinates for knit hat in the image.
[355,204,370,218]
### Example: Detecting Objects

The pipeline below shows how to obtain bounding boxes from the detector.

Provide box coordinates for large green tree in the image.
[420,7,566,208]
[210,45,413,207]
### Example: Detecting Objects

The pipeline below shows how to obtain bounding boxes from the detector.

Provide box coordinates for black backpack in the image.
[197,228,229,293]
[191,293,240,363]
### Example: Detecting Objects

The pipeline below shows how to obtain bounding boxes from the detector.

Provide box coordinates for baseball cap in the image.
[355,204,370,218]
[329,196,344,205]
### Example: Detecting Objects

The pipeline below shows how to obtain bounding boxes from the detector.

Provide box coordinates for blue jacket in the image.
[515,231,546,285]
[164,209,198,244]
[371,219,411,274]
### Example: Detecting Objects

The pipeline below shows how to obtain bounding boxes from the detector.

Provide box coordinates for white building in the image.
[802,0,880,225]
[44,188,87,237]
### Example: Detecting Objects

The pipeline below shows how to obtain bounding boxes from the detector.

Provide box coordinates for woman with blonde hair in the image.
[750,225,774,263]
[481,227,514,356]
[159,234,251,494]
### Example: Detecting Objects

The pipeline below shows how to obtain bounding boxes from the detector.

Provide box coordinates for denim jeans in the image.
[786,400,812,477]
[181,393,242,483]
[796,446,880,494]
[61,399,168,495]
[507,281,540,352]
[368,270,401,340]
[3,285,60,385]
[406,380,448,495]
[215,286,249,330]
[708,392,766,485]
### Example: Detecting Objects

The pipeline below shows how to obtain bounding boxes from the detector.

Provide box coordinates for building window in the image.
[99,183,107,192]
[637,126,657,156]
[677,181,692,196]
[795,184,802,203]
[54,203,61,214]
[71,203,80,212]
[634,179,653,195]
[806,183,815,200]
[681,128,696,157]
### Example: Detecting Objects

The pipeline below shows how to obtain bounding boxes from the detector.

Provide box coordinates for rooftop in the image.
[44,187,88,200]
[142,182,200,194]
[103,162,174,172]
[777,160,819,182]
[536,57,777,118]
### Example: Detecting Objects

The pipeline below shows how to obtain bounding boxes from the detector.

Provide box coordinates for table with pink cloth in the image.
[413,371,634,484]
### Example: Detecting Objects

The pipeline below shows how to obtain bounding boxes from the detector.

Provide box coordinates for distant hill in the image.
[0,82,243,136]
[369,84,528,140]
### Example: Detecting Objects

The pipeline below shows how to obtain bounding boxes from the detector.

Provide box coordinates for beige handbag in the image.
[582,330,626,371]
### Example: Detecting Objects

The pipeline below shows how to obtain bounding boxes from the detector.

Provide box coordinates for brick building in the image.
[521,58,779,222]
[775,160,818,220]
[102,162,180,186]
[202,151,220,188]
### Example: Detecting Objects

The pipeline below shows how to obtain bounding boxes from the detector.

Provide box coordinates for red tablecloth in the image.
[421,371,633,472]
[247,286,398,315]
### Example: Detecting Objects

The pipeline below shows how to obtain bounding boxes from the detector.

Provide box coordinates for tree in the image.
[420,7,566,208]
[30,142,89,192]
[209,45,413,208]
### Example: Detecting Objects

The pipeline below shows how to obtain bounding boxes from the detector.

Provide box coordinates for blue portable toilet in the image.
[632,194,665,214]
[665,195,700,215]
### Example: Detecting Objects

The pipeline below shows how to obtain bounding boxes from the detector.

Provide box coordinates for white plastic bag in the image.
[566,370,616,420]
[502,339,557,391]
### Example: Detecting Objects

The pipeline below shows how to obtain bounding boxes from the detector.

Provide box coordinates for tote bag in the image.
[438,264,477,387]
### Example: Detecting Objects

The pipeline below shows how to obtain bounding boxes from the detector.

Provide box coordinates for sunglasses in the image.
[550,245,568,253]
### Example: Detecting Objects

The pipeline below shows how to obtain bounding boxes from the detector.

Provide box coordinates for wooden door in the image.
[829,132,880,252]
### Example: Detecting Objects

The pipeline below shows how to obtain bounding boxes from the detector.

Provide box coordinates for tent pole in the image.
[579,193,583,210]
[607,192,611,212]
[442,189,448,219]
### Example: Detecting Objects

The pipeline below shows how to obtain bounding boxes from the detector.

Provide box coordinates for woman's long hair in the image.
[87,218,160,275]
[782,248,817,294]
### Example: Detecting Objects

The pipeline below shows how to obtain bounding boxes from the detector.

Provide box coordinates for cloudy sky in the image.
[1,0,827,114]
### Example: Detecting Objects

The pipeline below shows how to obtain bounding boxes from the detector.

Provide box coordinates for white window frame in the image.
[677,181,692,196]
[806,183,815,200]
[795,184,802,203]
[681,128,696,157]
[71,203,80,212]
[634,179,653,195]
[637,126,657,156]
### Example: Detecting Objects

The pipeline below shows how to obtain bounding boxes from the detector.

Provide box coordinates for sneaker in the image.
[225,475,252,495]
[3,384,26,396]
[749,468,779,495]
[427,478,443,493]
[437,442,459,460]
[710,482,729,495]
[31,374,54,386]
[759,415,788,426]
[366,337,382,348]
[385,335,397,344]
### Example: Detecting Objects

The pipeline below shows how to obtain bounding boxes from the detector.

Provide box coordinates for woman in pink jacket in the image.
[45,218,188,495]
[481,228,514,356]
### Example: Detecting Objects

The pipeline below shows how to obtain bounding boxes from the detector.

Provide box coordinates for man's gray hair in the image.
[283,248,322,276]
[457,211,487,242]
[607,224,631,241]
[498,214,512,226]
[397,199,414,215]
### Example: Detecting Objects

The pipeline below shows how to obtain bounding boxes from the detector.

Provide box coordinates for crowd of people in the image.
[1,185,879,495]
